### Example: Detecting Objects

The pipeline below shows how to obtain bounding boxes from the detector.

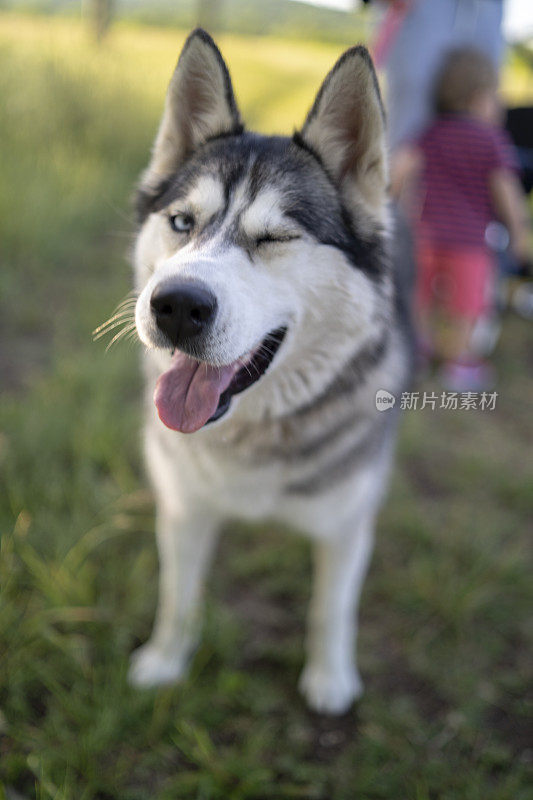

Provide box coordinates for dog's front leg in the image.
[129,505,219,688]
[299,513,375,714]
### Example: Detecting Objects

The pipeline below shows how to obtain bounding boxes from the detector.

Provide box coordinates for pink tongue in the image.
[154,351,238,433]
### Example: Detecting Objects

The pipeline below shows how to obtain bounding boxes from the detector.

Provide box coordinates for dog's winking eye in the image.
[169,213,195,234]
[255,233,300,247]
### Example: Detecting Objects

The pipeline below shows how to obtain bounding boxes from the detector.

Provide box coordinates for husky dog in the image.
[128,29,412,714]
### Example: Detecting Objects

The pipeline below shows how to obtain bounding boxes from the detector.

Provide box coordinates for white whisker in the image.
[92,293,139,343]
[237,357,254,381]
[93,313,135,339]
[105,323,137,352]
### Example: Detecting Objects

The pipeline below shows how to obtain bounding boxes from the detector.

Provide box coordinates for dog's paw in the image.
[128,642,188,688]
[298,663,363,715]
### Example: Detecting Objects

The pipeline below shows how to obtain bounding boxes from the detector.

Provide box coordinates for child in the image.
[403,47,530,389]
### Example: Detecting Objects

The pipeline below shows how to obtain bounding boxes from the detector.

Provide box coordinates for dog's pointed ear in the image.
[296,46,387,216]
[140,29,242,202]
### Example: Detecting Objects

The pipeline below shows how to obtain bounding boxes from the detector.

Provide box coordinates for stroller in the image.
[494,105,533,320]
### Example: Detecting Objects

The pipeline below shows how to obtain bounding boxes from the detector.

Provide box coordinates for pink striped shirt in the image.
[416,115,517,248]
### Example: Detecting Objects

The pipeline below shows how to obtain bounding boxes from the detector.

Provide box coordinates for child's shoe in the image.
[439,359,495,392]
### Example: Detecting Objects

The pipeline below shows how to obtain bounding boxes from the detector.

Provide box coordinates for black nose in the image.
[150,280,217,347]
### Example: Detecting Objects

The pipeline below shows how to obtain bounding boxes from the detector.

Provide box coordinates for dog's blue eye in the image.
[169,213,194,233]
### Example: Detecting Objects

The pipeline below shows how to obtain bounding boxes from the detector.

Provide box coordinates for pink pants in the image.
[415,242,494,320]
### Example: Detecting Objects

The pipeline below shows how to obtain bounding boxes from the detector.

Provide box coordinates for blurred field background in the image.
[0,6,532,799]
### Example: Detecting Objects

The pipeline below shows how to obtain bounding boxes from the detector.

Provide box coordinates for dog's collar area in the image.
[206,326,287,425]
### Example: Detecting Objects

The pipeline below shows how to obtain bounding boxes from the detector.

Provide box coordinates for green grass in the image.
[0,13,532,800]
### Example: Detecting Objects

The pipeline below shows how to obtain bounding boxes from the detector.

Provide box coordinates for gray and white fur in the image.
[128,29,413,714]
